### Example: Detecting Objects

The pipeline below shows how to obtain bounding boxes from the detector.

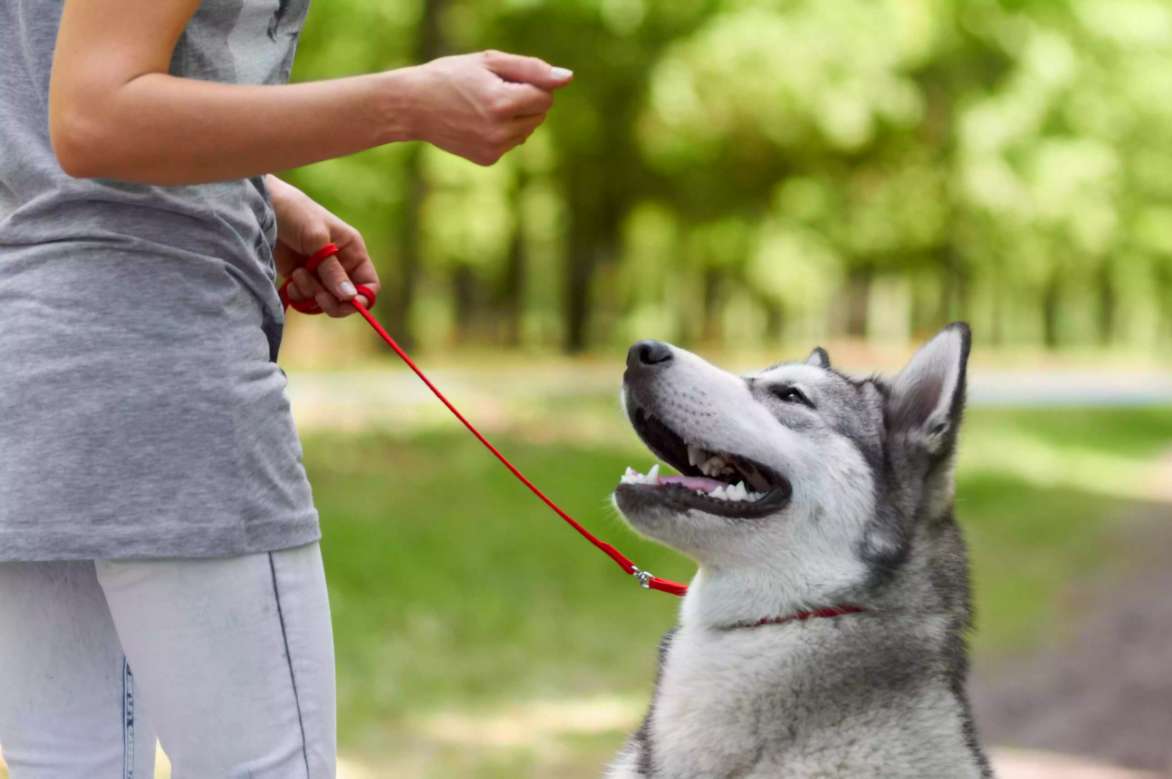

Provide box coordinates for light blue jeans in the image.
[0,543,336,778]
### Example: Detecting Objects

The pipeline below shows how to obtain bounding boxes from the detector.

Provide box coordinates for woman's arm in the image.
[49,0,572,184]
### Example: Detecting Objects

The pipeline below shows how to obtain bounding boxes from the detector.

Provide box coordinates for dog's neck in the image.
[623,602,986,779]
[680,562,870,631]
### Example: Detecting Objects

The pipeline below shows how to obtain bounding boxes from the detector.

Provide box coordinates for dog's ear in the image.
[805,347,831,369]
[886,323,970,458]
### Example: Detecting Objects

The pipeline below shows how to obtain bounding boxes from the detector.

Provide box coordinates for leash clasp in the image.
[632,567,654,589]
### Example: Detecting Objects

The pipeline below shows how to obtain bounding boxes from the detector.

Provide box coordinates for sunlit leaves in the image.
[642,0,932,166]
[285,0,1172,352]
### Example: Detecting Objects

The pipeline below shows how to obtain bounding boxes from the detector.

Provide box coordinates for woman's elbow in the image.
[49,104,109,179]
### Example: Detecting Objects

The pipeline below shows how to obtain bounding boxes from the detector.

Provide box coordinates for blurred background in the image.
[7,1,1169,778]
[282,0,1172,359]
[282,0,1172,776]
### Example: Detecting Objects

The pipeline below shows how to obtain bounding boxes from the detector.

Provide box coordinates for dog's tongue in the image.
[657,474,725,493]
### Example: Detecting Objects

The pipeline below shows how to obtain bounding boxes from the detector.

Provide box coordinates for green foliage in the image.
[285,0,1172,354]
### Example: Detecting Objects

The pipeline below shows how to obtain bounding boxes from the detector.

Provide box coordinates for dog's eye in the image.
[771,385,814,408]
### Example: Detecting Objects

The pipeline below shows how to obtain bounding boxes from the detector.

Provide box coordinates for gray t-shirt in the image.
[0,0,320,560]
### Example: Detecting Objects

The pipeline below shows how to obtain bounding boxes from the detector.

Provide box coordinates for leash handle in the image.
[278,243,378,315]
[280,244,688,598]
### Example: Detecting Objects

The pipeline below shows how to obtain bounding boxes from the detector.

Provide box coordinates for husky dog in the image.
[608,324,990,778]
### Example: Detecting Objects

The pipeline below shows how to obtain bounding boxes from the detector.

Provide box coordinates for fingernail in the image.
[339,281,357,298]
[551,66,573,80]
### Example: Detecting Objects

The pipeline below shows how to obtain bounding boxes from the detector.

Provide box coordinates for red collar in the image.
[744,604,866,629]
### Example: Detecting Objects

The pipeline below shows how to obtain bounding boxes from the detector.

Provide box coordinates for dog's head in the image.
[613,323,971,616]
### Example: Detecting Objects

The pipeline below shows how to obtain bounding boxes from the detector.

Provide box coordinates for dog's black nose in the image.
[628,340,673,369]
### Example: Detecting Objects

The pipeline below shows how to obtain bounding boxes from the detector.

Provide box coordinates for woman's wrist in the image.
[265,174,302,212]
[366,67,425,147]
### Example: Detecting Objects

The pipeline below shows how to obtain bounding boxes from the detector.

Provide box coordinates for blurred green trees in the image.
[285,0,1172,354]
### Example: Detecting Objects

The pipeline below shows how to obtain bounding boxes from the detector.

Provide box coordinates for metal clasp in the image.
[632,567,654,589]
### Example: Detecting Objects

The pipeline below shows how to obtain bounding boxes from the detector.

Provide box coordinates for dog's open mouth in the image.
[615,405,791,519]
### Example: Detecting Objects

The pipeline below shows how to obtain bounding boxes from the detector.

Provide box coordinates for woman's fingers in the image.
[314,254,357,300]
[289,268,345,315]
[499,82,553,118]
[290,268,322,303]
[482,50,573,91]
[509,113,547,144]
[309,251,377,316]
[333,229,380,309]
[307,254,359,317]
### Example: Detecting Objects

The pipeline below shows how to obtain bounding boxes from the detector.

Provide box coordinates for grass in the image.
[312,430,688,749]
[302,403,1172,774]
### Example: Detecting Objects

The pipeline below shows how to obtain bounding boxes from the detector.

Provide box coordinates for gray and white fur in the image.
[608,324,990,778]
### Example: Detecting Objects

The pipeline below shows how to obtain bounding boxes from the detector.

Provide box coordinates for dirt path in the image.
[972,454,1172,776]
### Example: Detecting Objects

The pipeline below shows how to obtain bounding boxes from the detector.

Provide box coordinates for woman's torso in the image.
[0,0,311,351]
[0,0,321,561]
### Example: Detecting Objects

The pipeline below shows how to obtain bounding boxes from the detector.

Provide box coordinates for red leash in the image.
[279,243,688,597]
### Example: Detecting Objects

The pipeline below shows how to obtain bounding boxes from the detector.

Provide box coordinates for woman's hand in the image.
[403,50,573,166]
[267,176,381,318]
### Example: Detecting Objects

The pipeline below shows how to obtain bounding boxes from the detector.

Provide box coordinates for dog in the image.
[608,323,990,778]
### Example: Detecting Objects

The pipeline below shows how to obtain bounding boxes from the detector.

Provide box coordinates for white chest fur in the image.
[614,618,984,779]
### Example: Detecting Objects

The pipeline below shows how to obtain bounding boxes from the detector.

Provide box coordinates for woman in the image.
[0,1,571,776]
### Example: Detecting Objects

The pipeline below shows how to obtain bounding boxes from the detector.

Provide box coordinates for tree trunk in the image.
[1156,261,1172,345]
[1096,258,1115,346]
[562,198,618,354]
[393,165,423,350]
[844,265,872,338]
[909,272,934,336]
[562,240,595,354]
[451,264,477,343]
[701,266,722,343]
[393,0,446,350]
[989,263,1005,347]
[764,301,786,343]
[938,249,969,325]
[1041,269,1062,350]
[498,174,527,347]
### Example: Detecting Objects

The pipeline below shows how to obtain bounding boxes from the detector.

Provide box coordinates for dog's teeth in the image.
[687,445,705,466]
[620,466,667,486]
[701,456,726,477]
